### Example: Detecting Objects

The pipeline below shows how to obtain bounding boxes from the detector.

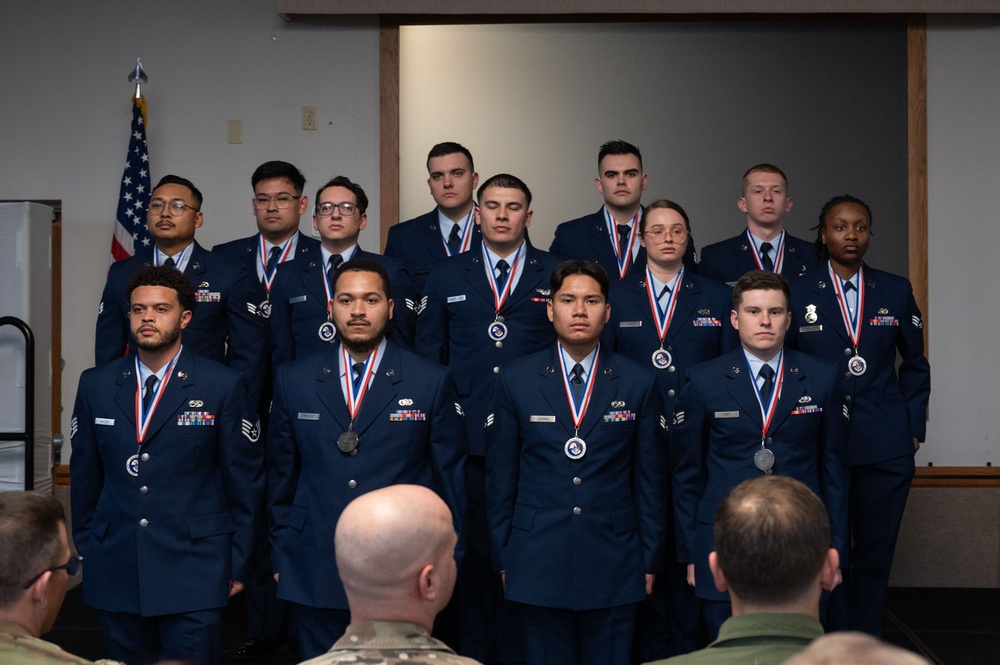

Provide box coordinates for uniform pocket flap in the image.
[187,512,235,539]
[512,505,536,532]
[611,507,638,534]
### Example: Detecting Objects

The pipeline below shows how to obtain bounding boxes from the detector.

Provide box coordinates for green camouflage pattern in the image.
[0,626,123,665]
[299,621,483,665]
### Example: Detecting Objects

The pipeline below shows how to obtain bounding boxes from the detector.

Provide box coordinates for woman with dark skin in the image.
[789,195,930,637]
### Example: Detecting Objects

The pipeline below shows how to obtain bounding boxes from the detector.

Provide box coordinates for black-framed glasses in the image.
[315,202,359,217]
[253,194,301,210]
[148,199,199,215]
[22,554,83,589]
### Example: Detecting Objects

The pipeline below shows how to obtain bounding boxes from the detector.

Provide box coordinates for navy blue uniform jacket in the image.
[549,208,698,277]
[789,264,930,465]
[95,242,268,404]
[485,345,667,610]
[607,269,738,417]
[698,229,814,285]
[211,231,322,276]
[384,209,484,295]
[415,244,563,456]
[267,342,468,610]
[267,249,419,369]
[70,352,263,616]
[672,348,848,600]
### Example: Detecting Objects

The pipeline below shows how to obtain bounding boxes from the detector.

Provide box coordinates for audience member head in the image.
[335,485,458,632]
[710,476,839,617]
[784,632,931,665]
[0,492,77,637]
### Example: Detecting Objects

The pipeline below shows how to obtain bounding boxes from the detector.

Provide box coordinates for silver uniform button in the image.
[493,367,500,374]
[140,453,149,462]
[495,341,503,348]
[845,395,852,402]
[572,507,582,516]
[667,389,676,397]
[572,477,582,486]
[139,518,148,527]
[348,480,357,489]
[765,437,773,445]
[844,347,853,356]
[667,365,676,373]
[139,486,148,495]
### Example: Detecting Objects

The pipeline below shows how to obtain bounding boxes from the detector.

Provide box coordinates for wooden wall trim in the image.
[379,20,400,252]
[908,17,929,359]
[914,466,1000,488]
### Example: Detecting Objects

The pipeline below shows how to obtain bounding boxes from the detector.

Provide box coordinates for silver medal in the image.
[848,355,868,377]
[564,436,587,460]
[651,348,672,370]
[259,300,272,319]
[318,321,337,343]
[126,454,140,477]
[754,447,775,473]
[488,320,508,342]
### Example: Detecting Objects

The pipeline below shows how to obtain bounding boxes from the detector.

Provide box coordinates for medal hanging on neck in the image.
[317,247,357,343]
[749,351,784,475]
[337,344,378,454]
[485,244,522,344]
[607,208,639,279]
[128,354,177,477]
[557,343,600,460]
[258,236,293,319]
[442,208,475,257]
[748,229,785,274]
[831,264,867,376]
[645,267,682,370]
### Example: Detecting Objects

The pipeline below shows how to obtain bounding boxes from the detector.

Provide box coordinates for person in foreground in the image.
[299,485,481,665]
[784,631,931,665]
[0,491,123,665]
[645,475,839,665]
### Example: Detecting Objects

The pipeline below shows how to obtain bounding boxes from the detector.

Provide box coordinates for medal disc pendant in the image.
[564,436,587,460]
[318,321,337,343]
[754,447,775,472]
[259,300,272,319]
[651,348,672,370]
[488,320,508,342]
[337,430,359,453]
[126,454,140,477]
[848,355,868,376]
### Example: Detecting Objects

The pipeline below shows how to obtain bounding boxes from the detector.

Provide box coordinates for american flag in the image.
[110,95,152,261]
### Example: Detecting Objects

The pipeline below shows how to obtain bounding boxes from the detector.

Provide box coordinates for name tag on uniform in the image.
[297,412,320,421]
[530,415,556,423]
[290,295,307,304]
[95,418,115,426]
[799,325,823,333]
[447,294,466,303]
[619,320,642,328]
[714,411,739,419]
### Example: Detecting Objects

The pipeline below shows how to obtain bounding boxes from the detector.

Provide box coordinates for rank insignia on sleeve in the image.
[242,418,261,441]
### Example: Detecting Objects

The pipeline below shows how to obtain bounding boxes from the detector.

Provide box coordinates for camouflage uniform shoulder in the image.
[300,621,484,665]
[0,630,125,665]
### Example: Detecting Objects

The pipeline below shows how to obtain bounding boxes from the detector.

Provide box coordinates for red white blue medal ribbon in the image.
[607,208,639,278]
[134,354,177,445]
[749,351,784,439]
[645,267,682,344]
[341,345,378,420]
[557,343,600,433]
[484,244,522,314]
[442,208,476,257]
[748,229,784,274]
[830,263,865,351]
[259,235,294,293]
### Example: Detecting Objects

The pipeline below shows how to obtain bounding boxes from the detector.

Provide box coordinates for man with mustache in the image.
[267,258,467,660]
[72,265,262,665]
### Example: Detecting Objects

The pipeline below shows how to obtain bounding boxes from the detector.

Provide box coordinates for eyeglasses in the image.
[643,228,688,241]
[316,202,359,217]
[148,199,199,215]
[253,194,301,210]
[22,554,83,589]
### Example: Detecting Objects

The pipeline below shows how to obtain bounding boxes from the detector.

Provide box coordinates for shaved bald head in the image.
[335,485,457,630]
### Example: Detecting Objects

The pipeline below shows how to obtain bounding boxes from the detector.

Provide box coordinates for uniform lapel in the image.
[725,350,764,429]
[667,273,699,340]
[114,359,139,429]
[506,246,548,308]
[768,352,807,433]
[814,274,851,346]
[312,346,352,431]
[184,241,208,279]
[465,252,497,306]
[302,255,330,305]
[577,348,618,440]
[143,355,191,442]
